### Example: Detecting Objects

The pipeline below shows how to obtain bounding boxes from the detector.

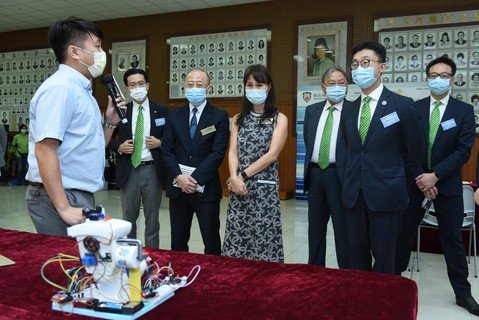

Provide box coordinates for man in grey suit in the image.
[303,66,349,268]
[108,68,168,248]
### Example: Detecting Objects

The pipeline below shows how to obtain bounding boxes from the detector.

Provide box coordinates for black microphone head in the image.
[102,73,114,84]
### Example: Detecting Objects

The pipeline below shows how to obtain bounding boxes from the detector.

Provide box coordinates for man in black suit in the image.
[395,56,479,316]
[341,40,424,274]
[162,69,229,255]
[108,68,168,248]
[303,66,348,268]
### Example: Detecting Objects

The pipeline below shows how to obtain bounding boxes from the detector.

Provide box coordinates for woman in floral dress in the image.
[222,64,288,262]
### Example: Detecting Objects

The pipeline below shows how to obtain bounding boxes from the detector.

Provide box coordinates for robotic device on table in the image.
[43,206,201,319]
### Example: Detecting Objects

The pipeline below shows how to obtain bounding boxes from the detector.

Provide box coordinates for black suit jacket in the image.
[341,87,424,211]
[416,96,475,196]
[162,102,229,202]
[303,100,347,192]
[108,100,169,188]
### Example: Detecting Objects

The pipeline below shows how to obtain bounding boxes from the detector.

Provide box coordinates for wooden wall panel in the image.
[0,0,477,199]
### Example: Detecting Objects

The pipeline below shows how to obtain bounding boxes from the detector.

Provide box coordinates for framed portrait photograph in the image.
[437,30,453,49]
[424,32,437,49]
[471,29,479,46]
[117,53,127,71]
[111,40,146,100]
[394,33,408,51]
[304,32,338,79]
[454,30,468,47]
[408,72,422,82]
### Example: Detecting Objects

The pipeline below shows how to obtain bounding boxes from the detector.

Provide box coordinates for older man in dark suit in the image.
[341,40,424,274]
[108,68,168,249]
[396,56,479,316]
[162,69,229,255]
[303,66,349,268]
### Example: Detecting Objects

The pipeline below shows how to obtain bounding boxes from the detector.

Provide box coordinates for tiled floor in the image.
[1,185,478,319]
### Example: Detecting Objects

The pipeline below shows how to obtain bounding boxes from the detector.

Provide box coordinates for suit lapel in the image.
[309,101,326,146]
[148,102,158,135]
[419,98,430,146]
[363,88,390,146]
[180,105,192,147]
[126,102,133,140]
[351,96,362,146]
[434,97,456,146]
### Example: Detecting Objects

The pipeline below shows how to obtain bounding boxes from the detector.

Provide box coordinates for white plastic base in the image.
[52,285,175,319]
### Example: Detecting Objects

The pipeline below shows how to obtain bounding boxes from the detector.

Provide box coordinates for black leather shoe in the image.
[456,296,479,316]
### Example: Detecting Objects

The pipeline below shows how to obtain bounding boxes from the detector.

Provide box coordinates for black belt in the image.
[139,160,155,166]
[28,181,93,196]
[310,162,336,170]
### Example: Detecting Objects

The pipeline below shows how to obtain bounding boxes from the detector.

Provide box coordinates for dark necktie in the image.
[190,107,198,139]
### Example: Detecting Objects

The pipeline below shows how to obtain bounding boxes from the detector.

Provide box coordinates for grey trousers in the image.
[26,184,95,237]
[120,164,162,248]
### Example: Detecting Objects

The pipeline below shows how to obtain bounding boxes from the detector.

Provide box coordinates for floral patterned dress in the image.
[222,111,284,262]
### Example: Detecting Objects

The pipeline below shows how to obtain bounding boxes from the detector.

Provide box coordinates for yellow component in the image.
[129,267,142,302]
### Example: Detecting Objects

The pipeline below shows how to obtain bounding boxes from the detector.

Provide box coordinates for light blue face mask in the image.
[245,89,268,105]
[427,77,450,95]
[352,66,378,89]
[325,85,347,103]
[185,87,207,106]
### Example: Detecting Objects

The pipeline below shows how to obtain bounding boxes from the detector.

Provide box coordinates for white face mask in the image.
[20,129,27,134]
[129,87,148,102]
[77,47,107,78]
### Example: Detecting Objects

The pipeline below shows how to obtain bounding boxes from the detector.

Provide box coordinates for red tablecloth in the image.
[0,228,418,320]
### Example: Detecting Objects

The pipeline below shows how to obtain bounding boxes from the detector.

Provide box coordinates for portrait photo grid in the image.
[379,26,479,111]
[169,29,268,99]
[0,48,58,132]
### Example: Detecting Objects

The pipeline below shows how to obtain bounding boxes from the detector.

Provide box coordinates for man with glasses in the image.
[303,66,349,268]
[107,68,168,248]
[340,40,424,274]
[162,69,229,255]
[396,56,479,316]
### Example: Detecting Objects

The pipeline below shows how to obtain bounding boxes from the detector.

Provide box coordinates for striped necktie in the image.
[131,105,144,168]
[427,100,441,169]
[359,96,372,143]
[318,105,335,169]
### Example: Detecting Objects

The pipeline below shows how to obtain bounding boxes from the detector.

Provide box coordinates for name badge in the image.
[155,117,165,126]
[262,118,275,125]
[380,112,400,128]
[441,118,456,131]
[201,125,216,135]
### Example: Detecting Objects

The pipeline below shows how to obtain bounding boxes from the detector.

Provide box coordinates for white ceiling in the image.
[0,0,269,33]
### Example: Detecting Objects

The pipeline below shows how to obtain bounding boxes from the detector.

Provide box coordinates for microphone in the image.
[102,73,128,124]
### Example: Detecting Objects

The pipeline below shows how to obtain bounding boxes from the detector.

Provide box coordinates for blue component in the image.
[81,253,97,266]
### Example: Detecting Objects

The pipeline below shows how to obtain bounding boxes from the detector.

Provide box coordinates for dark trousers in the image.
[16,154,28,185]
[396,185,424,274]
[397,190,471,298]
[346,191,402,274]
[169,193,221,255]
[307,165,348,268]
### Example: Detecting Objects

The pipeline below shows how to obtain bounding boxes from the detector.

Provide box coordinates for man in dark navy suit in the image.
[395,56,479,316]
[341,40,424,274]
[108,68,168,248]
[162,69,229,255]
[303,66,348,268]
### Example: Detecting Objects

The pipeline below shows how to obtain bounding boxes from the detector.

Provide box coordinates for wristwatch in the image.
[240,170,249,180]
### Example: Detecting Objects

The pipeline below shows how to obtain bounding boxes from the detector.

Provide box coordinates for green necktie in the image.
[359,96,372,143]
[131,105,144,168]
[427,100,442,169]
[318,105,335,169]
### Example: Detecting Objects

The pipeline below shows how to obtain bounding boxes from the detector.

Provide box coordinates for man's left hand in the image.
[105,95,127,125]
[416,172,439,191]
[145,136,161,149]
